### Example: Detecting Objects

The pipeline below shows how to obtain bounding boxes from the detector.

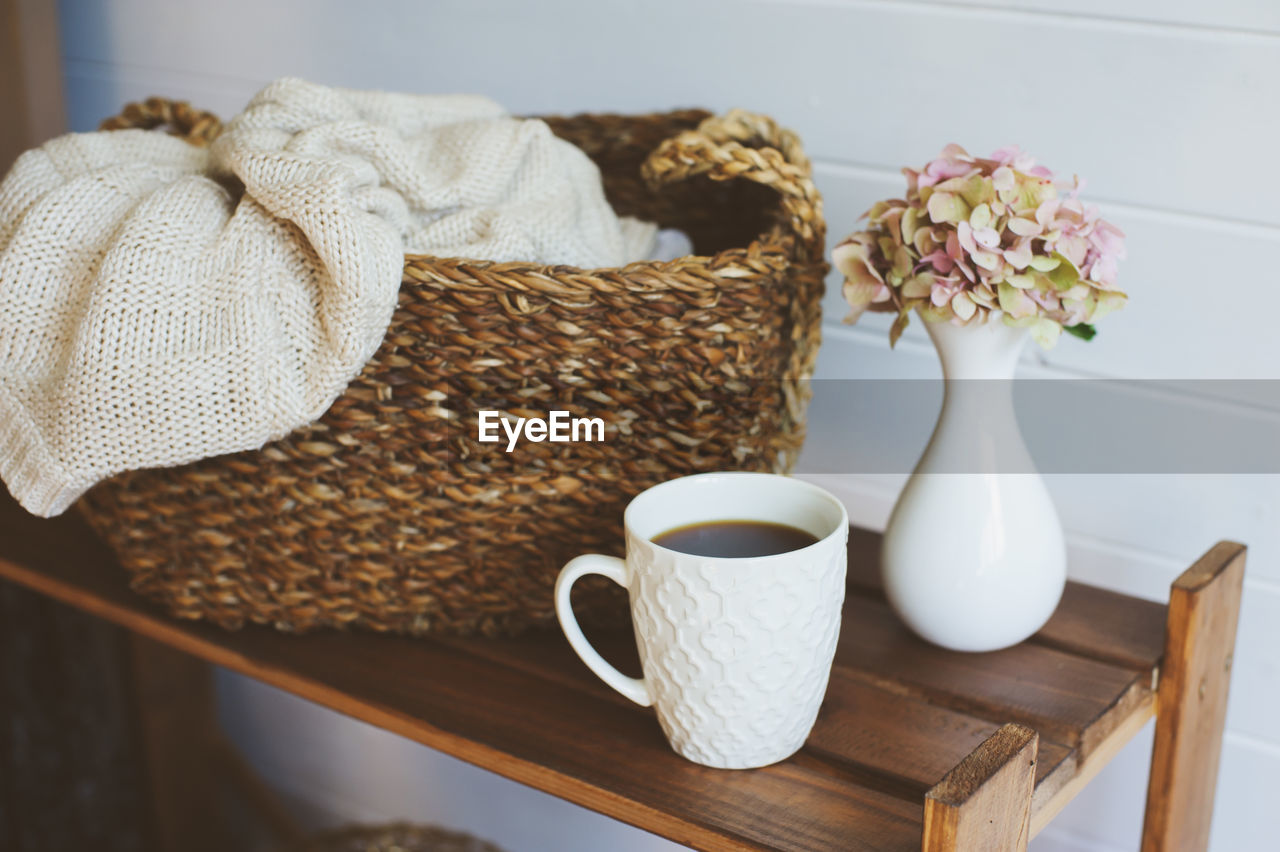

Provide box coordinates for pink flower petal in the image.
[1035,199,1062,227]
[1003,239,1034,270]
[992,166,1016,192]
[1088,254,1120,287]
[931,278,962,307]
[973,227,1001,249]
[920,249,954,273]
[990,146,1021,165]
[1058,235,1089,268]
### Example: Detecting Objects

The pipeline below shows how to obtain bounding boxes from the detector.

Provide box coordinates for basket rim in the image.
[399,242,804,295]
[412,104,812,288]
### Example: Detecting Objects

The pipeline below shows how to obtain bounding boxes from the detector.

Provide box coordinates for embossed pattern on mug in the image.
[627,530,847,768]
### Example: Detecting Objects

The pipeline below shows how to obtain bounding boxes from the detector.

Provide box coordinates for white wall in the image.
[54,0,1280,849]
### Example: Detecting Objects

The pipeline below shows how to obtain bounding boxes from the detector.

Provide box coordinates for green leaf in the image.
[1064,323,1097,341]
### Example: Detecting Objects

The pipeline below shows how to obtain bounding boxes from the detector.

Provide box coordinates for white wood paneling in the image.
[59,0,1280,224]
[1031,826,1127,852]
[1209,735,1280,851]
[870,0,1280,34]
[62,63,257,130]
[1226,585,1280,743]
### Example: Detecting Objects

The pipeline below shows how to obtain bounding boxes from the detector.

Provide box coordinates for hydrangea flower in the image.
[833,144,1127,348]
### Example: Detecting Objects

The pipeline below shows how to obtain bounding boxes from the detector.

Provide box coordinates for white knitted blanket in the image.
[0,78,656,517]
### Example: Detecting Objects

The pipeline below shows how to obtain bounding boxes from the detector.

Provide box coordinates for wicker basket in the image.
[79,97,827,637]
[285,823,505,852]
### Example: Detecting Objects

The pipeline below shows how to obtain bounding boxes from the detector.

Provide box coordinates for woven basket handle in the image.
[641,109,825,261]
[99,97,224,147]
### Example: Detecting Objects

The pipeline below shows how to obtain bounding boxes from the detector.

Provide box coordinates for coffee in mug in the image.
[651,520,819,558]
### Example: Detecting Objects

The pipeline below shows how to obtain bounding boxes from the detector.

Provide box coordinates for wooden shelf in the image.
[0,493,1177,851]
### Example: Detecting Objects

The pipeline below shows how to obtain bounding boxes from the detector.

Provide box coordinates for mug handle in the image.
[555,555,652,707]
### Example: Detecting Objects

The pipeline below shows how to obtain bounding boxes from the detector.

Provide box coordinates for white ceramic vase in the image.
[881,317,1066,652]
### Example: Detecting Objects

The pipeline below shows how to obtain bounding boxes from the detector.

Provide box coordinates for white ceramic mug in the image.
[554,472,849,769]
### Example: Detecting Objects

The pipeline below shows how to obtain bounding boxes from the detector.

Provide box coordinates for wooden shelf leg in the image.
[0,580,151,849]
[128,633,229,852]
[129,635,306,850]
[1141,541,1246,852]
[922,723,1039,852]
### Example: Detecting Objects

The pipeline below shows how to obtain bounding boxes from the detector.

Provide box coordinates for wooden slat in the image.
[436,622,645,702]
[846,528,1167,672]
[1141,542,1246,852]
[835,596,1152,759]
[445,625,1078,807]
[1035,583,1167,672]
[807,670,1075,801]
[922,724,1038,852]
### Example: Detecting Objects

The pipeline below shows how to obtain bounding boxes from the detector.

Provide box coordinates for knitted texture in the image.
[0,78,654,517]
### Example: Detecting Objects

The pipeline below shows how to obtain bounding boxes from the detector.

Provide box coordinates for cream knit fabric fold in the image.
[0,78,654,516]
